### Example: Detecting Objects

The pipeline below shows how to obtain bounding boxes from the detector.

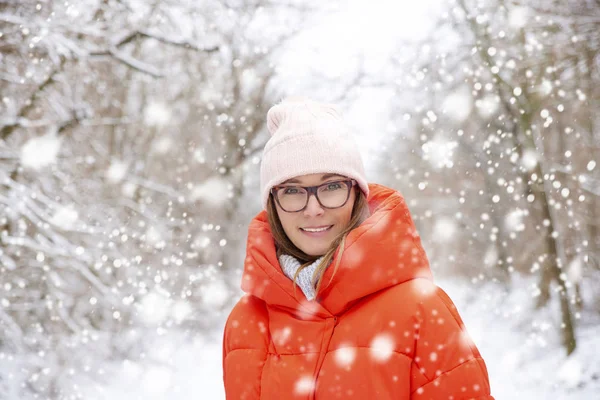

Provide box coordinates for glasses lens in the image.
[276,186,308,211]
[317,181,349,208]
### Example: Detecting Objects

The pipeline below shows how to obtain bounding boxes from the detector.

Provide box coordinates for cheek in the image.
[342,208,353,224]
[277,210,296,235]
[334,204,354,227]
[339,193,357,224]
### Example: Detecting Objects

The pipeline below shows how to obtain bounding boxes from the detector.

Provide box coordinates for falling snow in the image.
[105,159,129,184]
[144,101,172,127]
[20,132,62,170]
[294,375,316,395]
[189,176,231,207]
[1,0,598,399]
[370,334,395,363]
[334,345,357,369]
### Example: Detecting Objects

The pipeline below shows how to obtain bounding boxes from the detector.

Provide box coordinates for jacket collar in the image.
[241,183,433,318]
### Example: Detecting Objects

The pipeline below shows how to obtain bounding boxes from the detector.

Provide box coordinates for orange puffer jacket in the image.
[223,184,493,399]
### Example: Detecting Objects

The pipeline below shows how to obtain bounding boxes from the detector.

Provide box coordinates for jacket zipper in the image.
[311,316,337,400]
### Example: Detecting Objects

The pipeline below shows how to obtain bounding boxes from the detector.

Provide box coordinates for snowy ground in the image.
[2,277,598,399]
[440,278,600,400]
[75,329,226,400]
[98,277,599,400]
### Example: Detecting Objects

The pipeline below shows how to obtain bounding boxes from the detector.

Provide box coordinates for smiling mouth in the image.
[300,225,333,233]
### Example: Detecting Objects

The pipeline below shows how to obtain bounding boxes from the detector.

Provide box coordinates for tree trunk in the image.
[528,125,577,354]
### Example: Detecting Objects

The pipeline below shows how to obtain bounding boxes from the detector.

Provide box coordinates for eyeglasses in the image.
[270,179,357,213]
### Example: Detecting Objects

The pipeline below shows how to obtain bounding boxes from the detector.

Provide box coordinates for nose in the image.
[303,193,324,217]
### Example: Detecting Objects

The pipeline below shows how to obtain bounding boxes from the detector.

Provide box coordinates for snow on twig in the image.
[112,29,219,53]
[107,47,164,77]
[127,175,184,199]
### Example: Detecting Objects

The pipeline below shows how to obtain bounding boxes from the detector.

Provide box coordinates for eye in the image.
[324,182,343,191]
[283,187,301,194]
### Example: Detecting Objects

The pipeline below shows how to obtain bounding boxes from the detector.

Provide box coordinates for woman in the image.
[222,98,493,399]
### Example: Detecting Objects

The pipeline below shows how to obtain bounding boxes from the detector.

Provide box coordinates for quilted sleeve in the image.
[222,295,270,400]
[410,283,494,399]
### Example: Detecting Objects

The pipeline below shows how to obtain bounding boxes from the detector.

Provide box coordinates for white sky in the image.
[275,0,440,177]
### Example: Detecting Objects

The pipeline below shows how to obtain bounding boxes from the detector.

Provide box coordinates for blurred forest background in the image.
[1,0,598,399]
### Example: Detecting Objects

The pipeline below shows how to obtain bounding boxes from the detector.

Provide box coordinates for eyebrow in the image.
[282,174,345,184]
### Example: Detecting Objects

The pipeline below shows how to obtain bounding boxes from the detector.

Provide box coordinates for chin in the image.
[298,243,328,257]
[304,249,326,257]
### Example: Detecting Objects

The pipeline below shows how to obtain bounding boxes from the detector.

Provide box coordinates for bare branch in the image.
[0,59,66,139]
[0,308,24,349]
[0,72,25,84]
[1,234,110,295]
[127,175,185,199]
[87,29,220,78]
[113,29,219,53]
[89,47,164,77]
[0,116,136,130]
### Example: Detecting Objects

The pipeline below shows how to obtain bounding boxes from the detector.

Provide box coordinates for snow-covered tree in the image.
[0,0,319,397]
[380,0,599,356]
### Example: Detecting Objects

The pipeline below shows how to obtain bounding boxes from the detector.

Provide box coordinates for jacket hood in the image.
[241,183,433,318]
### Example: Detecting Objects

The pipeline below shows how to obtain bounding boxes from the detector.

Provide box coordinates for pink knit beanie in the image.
[260,97,369,210]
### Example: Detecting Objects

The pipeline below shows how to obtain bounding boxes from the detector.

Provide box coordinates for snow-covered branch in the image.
[0,308,24,349]
[127,175,185,199]
[91,47,164,77]
[0,116,136,130]
[113,30,219,53]
[87,30,219,77]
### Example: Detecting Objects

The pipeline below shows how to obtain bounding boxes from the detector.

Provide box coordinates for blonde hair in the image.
[266,187,369,298]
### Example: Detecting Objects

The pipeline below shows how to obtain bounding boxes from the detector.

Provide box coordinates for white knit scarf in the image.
[278,254,329,301]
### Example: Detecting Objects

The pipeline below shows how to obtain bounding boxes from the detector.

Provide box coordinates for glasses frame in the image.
[270,179,357,213]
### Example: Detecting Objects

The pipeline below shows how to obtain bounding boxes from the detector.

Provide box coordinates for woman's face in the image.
[274,173,356,256]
